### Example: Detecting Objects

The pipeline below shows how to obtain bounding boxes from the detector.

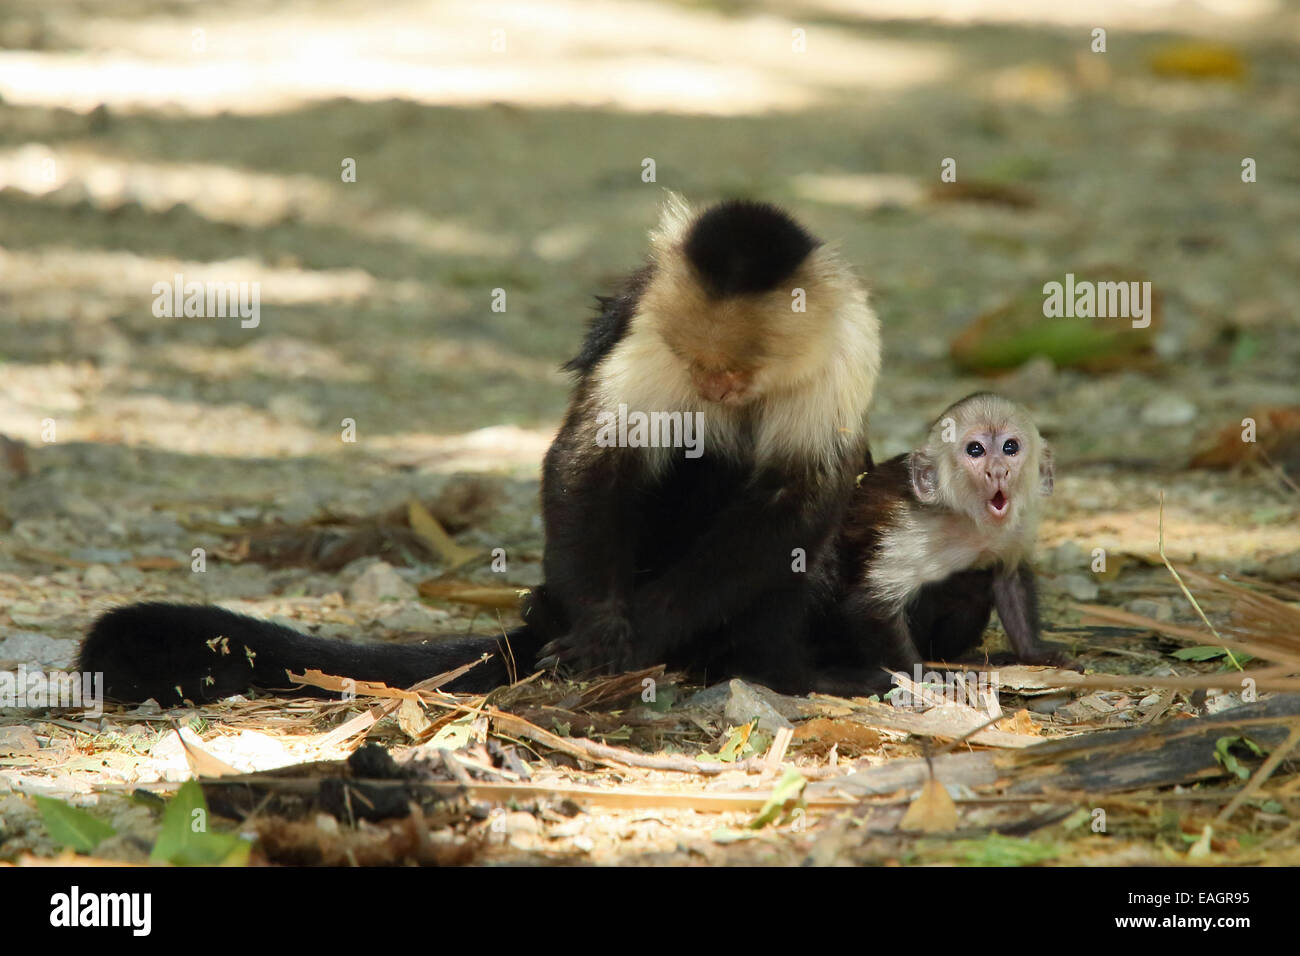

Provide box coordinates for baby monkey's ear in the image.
[908,451,939,503]
[1039,445,1055,497]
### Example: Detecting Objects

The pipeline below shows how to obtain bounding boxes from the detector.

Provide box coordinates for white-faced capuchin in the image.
[79,196,883,704]
[821,393,1074,691]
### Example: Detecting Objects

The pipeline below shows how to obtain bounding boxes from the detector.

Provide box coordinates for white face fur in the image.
[908,394,1053,530]
[591,195,882,469]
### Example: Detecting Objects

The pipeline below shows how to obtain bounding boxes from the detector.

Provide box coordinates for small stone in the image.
[503,811,540,833]
[347,561,418,603]
[0,726,40,755]
[82,564,118,590]
[0,632,76,668]
[1124,598,1173,621]
[1058,573,1099,602]
[722,679,794,733]
[1002,355,1057,399]
[1025,692,1069,715]
[376,604,450,631]
[132,514,185,540]
[1203,690,1243,715]
[1140,394,1198,427]
[1044,540,1088,573]
[68,548,132,565]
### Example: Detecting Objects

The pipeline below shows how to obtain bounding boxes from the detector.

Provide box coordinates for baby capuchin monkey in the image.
[829,393,1072,687]
[80,195,882,703]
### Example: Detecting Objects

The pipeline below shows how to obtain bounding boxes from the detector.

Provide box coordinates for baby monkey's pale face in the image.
[910,395,1051,530]
[956,423,1031,523]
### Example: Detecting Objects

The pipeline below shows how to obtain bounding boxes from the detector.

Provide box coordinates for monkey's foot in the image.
[981,643,1081,671]
[536,609,638,675]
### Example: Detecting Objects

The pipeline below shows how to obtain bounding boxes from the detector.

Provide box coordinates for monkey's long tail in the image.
[78,602,540,706]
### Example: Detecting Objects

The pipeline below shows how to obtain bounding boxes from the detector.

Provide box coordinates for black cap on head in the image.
[683,200,819,297]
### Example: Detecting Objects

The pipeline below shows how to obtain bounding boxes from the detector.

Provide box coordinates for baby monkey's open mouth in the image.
[988,490,1009,518]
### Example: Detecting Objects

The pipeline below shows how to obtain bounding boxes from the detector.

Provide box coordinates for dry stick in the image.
[1260,450,1300,496]
[888,652,1300,694]
[765,726,794,767]
[487,707,748,774]
[931,712,1008,757]
[419,780,855,812]
[1214,723,1300,827]
[1044,668,1300,693]
[1075,603,1290,666]
[1158,491,1241,670]
[1181,568,1300,639]
[484,707,837,777]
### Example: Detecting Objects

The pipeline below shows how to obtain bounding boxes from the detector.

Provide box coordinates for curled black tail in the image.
[79,602,539,706]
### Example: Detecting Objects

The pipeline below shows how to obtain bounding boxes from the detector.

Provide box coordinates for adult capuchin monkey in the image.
[80,195,883,704]
[824,393,1074,690]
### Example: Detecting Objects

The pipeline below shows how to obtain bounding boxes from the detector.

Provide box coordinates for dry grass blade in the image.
[571,666,667,709]
[288,669,423,702]
[1046,665,1300,693]
[1076,602,1299,667]
[1180,569,1300,663]
[408,498,479,569]
[309,701,400,750]
[1158,491,1241,669]
[170,722,242,778]
[409,655,494,696]
[417,579,523,609]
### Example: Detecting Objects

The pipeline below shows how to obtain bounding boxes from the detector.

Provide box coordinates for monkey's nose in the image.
[986,465,1009,483]
[694,369,750,404]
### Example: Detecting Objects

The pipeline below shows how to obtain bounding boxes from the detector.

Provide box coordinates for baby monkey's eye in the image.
[965,442,985,458]
[1002,439,1019,456]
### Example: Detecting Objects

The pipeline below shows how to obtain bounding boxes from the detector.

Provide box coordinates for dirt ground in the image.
[0,1,1298,866]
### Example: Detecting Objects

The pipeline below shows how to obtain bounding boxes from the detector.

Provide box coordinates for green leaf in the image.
[950,833,1061,866]
[1219,653,1253,669]
[150,780,250,866]
[645,685,676,713]
[950,269,1155,373]
[35,796,116,853]
[750,769,807,829]
[1171,646,1230,661]
[1230,333,1260,366]
[716,721,755,763]
[1060,807,1093,831]
[1214,736,1265,781]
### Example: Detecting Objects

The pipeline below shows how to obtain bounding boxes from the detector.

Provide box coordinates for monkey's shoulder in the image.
[563,265,655,376]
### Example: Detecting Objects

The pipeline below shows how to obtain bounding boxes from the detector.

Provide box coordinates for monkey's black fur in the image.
[683,200,819,296]
[830,453,1069,693]
[80,602,537,702]
[79,200,865,705]
[562,267,653,376]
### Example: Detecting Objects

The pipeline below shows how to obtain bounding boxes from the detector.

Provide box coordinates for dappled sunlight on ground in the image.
[0,0,1297,871]
[0,0,953,116]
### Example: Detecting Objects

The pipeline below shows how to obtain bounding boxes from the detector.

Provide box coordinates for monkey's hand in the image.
[536,603,639,675]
